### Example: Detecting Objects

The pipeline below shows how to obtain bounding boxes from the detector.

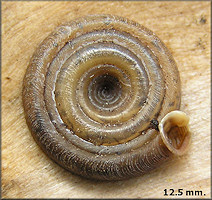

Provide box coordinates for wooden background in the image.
[2,1,211,199]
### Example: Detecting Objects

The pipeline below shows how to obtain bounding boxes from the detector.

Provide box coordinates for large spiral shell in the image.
[23,14,191,180]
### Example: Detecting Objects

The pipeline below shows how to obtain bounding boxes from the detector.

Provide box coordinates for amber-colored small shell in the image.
[22,14,191,180]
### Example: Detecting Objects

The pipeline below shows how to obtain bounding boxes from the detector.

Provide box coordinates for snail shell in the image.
[23,14,191,180]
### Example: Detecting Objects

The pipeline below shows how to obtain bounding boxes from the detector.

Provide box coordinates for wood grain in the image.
[2,1,211,198]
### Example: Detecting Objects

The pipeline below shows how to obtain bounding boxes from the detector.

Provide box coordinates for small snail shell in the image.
[23,14,191,180]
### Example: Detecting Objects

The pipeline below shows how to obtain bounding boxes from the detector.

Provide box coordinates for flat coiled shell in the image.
[23,14,191,180]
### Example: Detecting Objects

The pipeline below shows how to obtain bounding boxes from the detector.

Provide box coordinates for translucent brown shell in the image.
[22,14,191,180]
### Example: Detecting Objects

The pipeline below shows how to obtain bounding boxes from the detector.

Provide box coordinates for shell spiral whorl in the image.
[23,15,191,180]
